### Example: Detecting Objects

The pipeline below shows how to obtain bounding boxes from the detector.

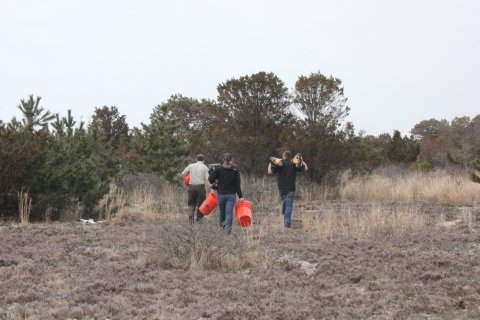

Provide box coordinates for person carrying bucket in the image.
[181,154,210,224]
[208,152,243,234]
[268,150,308,228]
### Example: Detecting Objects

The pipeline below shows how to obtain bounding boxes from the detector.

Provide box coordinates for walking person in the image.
[181,154,210,223]
[208,152,244,234]
[268,150,308,228]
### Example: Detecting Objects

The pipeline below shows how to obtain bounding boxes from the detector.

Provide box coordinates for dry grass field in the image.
[2,169,480,319]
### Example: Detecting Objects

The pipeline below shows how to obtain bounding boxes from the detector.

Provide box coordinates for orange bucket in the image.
[235,199,252,227]
[199,192,218,215]
[184,173,190,186]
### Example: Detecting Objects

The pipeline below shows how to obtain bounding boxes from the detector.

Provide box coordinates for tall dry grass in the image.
[240,175,335,204]
[60,201,84,222]
[96,169,478,251]
[113,185,162,221]
[340,169,480,205]
[18,189,32,226]
[100,173,320,224]
[98,182,186,222]
[295,168,480,239]
[301,204,433,239]
[240,175,278,209]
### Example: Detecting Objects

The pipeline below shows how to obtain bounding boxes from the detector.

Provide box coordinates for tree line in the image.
[1,71,478,220]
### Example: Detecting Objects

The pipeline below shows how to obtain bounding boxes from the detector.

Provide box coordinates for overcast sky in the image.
[1,1,479,136]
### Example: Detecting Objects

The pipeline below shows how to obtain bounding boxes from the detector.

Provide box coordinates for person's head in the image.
[223,152,233,164]
[196,154,205,162]
[282,150,292,159]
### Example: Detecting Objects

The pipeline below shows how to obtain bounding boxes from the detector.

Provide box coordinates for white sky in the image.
[1,1,479,136]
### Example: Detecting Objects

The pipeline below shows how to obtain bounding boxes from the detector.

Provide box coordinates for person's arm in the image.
[235,170,243,200]
[208,168,218,184]
[181,165,190,176]
[268,162,278,174]
[204,166,209,183]
[295,162,307,172]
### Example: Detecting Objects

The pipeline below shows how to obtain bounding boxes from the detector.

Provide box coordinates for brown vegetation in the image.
[1,170,480,319]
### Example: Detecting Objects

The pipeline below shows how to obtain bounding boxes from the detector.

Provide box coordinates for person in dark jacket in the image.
[268,150,308,228]
[208,152,244,234]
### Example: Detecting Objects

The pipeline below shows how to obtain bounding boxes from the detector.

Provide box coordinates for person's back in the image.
[208,152,243,234]
[215,163,241,195]
[276,159,300,192]
[181,154,209,223]
[268,150,308,228]
[187,161,209,185]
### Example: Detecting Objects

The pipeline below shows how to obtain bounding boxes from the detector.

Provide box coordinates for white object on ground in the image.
[279,254,318,275]
[80,219,98,224]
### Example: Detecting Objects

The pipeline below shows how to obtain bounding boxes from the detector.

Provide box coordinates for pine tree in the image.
[0,96,51,218]
[33,111,120,219]
[130,105,189,182]
[16,95,55,133]
[469,158,480,184]
[386,130,420,164]
[89,106,129,150]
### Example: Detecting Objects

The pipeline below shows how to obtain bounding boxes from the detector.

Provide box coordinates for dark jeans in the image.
[280,191,295,227]
[187,185,206,222]
[217,193,236,234]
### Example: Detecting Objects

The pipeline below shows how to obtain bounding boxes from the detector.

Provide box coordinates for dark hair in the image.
[196,154,205,161]
[223,152,233,163]
[283,150,291,159]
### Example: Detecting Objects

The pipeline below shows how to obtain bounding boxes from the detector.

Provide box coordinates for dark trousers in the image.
[187,185,206,222]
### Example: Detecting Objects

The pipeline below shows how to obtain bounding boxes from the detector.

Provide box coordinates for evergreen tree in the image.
[0,95,52,218]
[89,106,130,150]
[33,111,120,219]
[372,133,392,163]
[469,158,480,184]
[1,99,121,220]
[130,105,189,182]
[16,95,55,133]
[152,95,216,158]
[0,125,48,217]
[342,127,382,176]
[386,130,420,164]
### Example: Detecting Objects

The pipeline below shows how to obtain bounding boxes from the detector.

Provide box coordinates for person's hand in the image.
[267,162,273,174]
[238,198,244,201]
